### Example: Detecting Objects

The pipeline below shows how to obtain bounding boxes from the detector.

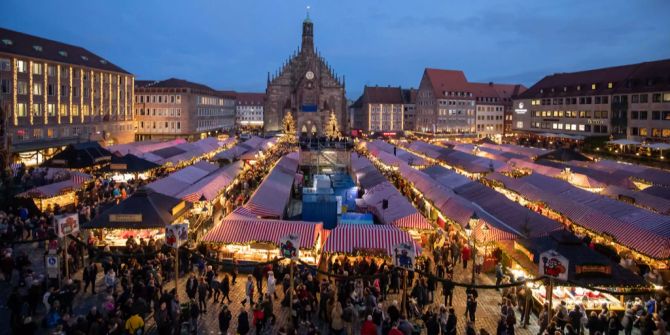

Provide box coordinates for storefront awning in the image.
[323,224,418,256]
[202,218,323,249]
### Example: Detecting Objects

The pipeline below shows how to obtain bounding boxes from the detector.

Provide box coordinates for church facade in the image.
[264,16,348,136]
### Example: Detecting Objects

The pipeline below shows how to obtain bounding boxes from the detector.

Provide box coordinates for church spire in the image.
[302,6,314,53]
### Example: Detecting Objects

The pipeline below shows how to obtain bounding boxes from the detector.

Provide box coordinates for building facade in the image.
[513,59,670,142]
[0,28,134,165]
[235,92,264,127]
[264,16,347,136]
[471,83,505,141]
[402,88,417,131]
[134,78,235,141]
[415,69,476,134]
[351,86,404,132]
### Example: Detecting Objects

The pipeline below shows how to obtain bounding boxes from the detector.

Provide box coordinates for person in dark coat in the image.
[83,262,98,294]
[218,305,232,334]
[446,308,457,335]
[220,274,231,304]
[185,274,198,300]
[237,309,250,335]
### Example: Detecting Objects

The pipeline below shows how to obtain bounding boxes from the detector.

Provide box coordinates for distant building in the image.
[134,78,235,141]
[471,82,505,141]
[264,16,348,136]
[416,69,476,134]
[0,27,135,165]
[235,92,264,127]
[402,88,417,131]
[351,86,404,132]
[513,59,670,141]
[491,83,527,137]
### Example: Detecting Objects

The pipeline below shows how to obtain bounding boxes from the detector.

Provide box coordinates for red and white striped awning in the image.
[203,218,323,249]
[392,212,432,230]
[323,224,418,256]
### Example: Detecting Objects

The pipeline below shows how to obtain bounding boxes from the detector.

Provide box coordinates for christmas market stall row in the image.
[81,188,192,248]
[16,170,92,212]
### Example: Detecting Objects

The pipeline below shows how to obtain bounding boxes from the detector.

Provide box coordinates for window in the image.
[602,96,608,104]
[59,104,68,116]
[640,111,648,120]
[591,84,597,90]
[652,94,661,103]
[0,58,10,71]
[663,112,670,120]
[595,97,601,104]
[16,60,27,73]
[16,103,27,117]
[32,63,42,75]
[631,127,639,136]
[631,111,639,120]
[47,103,56,116]
[0,79,8,94]
[607,82,613,89]
[640,94,648,103]
[17,81,27,95]
[33,82,43,95]
[640,128,648,136]
[632,95,639,103]
[72,105,79,116]
[664,93,670,102]
[33,103,42,116]
[47,128,54,138]
[651,111,660,120]
[652,128,661,137]
[48,84,54,96]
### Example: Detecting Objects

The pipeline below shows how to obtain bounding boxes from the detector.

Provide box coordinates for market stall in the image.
[202,216,324,264]
[16,171,92,211]
[243,153,299,219]
[322,224,420,265]
[81,189,191,247]
[99,153,161,182]
[499,230,650,313]
[42,141,112,170]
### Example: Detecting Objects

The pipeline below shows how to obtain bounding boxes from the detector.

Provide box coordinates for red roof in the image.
[235,92,266,106]
[358,86,404,104]
[424,68,472,99]
[203,218,323,249]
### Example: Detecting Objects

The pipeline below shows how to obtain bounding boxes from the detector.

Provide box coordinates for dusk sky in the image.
[5,0,669,98]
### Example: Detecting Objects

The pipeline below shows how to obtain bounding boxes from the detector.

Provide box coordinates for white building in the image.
[235,92,264,127]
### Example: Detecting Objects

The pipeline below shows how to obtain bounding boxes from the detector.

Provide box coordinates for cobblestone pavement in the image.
[0,241,543,335]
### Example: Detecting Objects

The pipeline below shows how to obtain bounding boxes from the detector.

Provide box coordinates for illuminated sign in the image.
[514,102,528,114]
[109,214,142,222]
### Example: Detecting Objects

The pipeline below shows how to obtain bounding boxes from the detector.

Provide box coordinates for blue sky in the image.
[4,0,669,98]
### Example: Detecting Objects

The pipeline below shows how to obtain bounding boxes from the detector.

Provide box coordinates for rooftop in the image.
[0,27,130,74]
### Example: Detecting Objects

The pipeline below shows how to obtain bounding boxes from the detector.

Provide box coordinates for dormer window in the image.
[540,89,544,94]
[563,86,567,92]
[33,45,43,52]
[591,83,597,90]
[577,85,581,91]
[100,59,107,64]
[58,50,68,57]
[1,39,13,46]
[81,56,89,61]
[607,82,613,89]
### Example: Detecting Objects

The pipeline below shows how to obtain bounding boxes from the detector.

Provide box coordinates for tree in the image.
[325,111,340,138]
[282,111,296,135]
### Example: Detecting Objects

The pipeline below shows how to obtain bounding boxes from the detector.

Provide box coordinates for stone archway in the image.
[297,117,322,137]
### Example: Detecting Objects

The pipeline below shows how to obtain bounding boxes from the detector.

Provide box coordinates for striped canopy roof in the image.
[202,218,323,249]
[323,224,418,256]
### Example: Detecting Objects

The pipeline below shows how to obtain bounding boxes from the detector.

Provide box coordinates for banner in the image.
[539,249,569,281]
[280,234,300,260]
[56,213,79,238]
[393,242,416,271]
[165,223,189,249]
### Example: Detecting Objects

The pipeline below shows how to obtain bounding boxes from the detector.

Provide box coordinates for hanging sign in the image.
[165,223,189,248]
[539,249,569,281]
[393,242,416,271]
[279,234,300,260]
[45,255,59,278]
[56,213,79,238]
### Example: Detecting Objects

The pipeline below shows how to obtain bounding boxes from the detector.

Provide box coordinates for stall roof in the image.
[202,218,323,249]
[602,185,670,215]
[102,154,160,173]
[537,148,593,162]
[421,165,473,189]
[243,154,299,218]
[16,172,91,198]
[491,172,670,259]
[146,161,221,197]
[42,141,112,169]
[107,138,187,156]
[83,189,191,229]
[176,161,244,202]
[323,224,418,256]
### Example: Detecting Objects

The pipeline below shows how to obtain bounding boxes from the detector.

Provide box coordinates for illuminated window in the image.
[32,63,42,75]
[1,39,13,46]
[577,85,581,91]
[58,50,68,57]
[607,82,613,89]
[16,60,27,72]
[47,103,56,116]
[591,84,597,90]
[17,81,27,95]
[640,128,648,136]
[33,82,43,95]
[16,103,27,117]
[33,45,43,52]
[662,129,670,138]
[663,93,670,102]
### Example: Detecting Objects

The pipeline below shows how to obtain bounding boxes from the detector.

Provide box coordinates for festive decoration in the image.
[282,111,296,135]
[325,111,340,138]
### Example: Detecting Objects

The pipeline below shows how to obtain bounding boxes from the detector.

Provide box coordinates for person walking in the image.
[267,271,278,299]
[197,277,209,314]
[446,308,457,335]
[237,309,250,335]
[221,274,231,304]
[462,244,471,270]
[244,275,255,306]
[82,262,98,294]
[466,293,477,323]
